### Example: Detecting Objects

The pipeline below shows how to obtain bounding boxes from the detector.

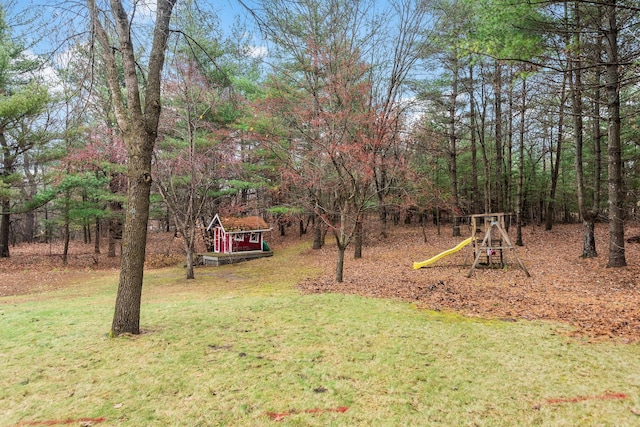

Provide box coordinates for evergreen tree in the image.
[0,5,50,257]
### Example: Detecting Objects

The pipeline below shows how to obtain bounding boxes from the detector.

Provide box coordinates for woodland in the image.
[1,0,640,335]
[2,221,640,343]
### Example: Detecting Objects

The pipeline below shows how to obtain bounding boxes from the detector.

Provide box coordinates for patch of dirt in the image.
[298,223,640,343]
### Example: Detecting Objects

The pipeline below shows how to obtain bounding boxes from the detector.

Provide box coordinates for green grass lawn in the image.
[2,243,640,426]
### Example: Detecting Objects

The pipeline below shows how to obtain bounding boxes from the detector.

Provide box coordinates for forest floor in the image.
[2,222,640,343]
[0,232,185,297]
[298,222,640,343]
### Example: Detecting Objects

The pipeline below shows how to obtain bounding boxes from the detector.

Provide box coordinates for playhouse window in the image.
[234,234,244,241]
[249,233,260,243]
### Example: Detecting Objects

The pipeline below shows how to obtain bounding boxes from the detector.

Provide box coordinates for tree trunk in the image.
[312,216,323,249]
[545,73,566,231]
[24,210,36,243]
[62,194,70,266]
[83,194,90,243]
[378,201,388,238]
[477,65,491,213]
[568,2,600,259]
[505,65,514,216]
[354,217,363,259]
[185,235,195,280]
[0,198,10,258]
[469,65,480,215]
[334,210,348,283]
[336,245,345,283]
[604,1,626,267]
[448,60,460,237]
[95,217,101,254]
[108,173,123,257]
[0,132,12,258]
[494,62,504,213]
[582,32,603,258]
[44,204,50,243]
[88,0,177,336]
[185,251,195,280]
[516,76,527,246]
[480,133,491,214]
[112,151,153,335]
[108,213,120,257]
[62,221,70,266]
[582,220,597,258]
[22,154,38,243]
[185,222,197,280]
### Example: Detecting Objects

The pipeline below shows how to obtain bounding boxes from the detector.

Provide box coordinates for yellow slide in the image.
[413,237,473,269]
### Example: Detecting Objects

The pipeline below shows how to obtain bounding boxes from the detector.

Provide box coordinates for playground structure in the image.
[413,213,530,277]
[412,237,472,270]
[468,213,529,277]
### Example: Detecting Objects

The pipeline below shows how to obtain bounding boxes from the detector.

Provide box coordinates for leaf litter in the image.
[2,224,640,342]
[299,223,640,343]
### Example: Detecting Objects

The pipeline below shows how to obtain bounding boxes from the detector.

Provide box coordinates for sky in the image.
[2,0,260,105]
[6,0,254,56]
[5,0,424,93]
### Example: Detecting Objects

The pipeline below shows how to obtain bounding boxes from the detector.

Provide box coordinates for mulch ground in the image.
[2,222,640,342]
[298,222,640,343]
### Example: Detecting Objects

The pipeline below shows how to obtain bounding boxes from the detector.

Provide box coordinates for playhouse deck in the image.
[200,250,273,266]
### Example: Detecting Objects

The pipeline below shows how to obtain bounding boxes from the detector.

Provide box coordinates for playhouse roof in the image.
[207,214,271,233]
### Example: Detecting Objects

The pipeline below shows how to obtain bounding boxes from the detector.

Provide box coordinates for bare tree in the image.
[86,0,177,336]
[567,1,602,258]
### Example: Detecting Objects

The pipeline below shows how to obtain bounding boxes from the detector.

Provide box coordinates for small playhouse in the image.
[202,214,273,265]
